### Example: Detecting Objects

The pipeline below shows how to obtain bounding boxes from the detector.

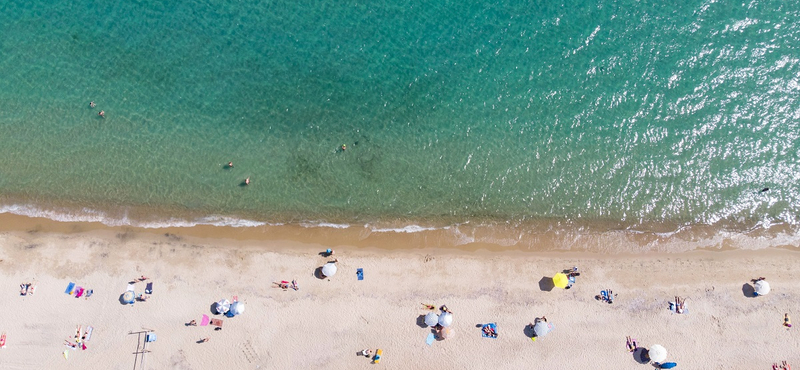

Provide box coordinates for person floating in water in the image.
[244,177,250,185]
[227,162,234,168]
[89,101,96,108]
[98,110,105,118]
[341,144,347,151]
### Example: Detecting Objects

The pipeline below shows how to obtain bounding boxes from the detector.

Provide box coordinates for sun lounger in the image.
[481,323,498,338]
[145,282,153,294]
[357,268,364,281]
[200,315,210,326]
[65,282,76,295]
[75,287,84,298]
[84,326,93,341]
[210,319,223,327]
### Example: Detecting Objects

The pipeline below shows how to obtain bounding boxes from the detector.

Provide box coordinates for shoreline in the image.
[1,210,798,254]
[0,223,798,369]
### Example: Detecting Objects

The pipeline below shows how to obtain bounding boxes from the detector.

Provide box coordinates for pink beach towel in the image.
[200,315,210,326]
[75,287,84,298]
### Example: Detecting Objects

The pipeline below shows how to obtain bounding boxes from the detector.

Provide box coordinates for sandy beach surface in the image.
[0,219,798,369]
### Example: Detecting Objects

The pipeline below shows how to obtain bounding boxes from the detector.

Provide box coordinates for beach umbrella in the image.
[424,312,439,327]
[552,273,569,289]
[215,299,231,314]
[754,280,770,295]
[321,262,337,277]
[229,301,245,316]
[438,312,453,327]
[122,291,135,304]
[533,321,552,337]
[647,344,667,363]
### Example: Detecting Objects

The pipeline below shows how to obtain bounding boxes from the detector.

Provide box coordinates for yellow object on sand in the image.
[373,349,382,364]
[63,350,69,359]
[553,273,569,289]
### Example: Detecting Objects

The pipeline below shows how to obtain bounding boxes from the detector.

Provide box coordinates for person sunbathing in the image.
[783,361,791,370]
[273,281,290,290]
[291,280,299,291]
[188,320,197,326]
[626,336,637,352]
[20,283,28,296]
[422,304,435,310]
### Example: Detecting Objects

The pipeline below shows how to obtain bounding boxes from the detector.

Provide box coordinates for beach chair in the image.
[372,349,383,364]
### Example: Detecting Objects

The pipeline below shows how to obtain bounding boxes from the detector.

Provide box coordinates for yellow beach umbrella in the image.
[553,273,569,289]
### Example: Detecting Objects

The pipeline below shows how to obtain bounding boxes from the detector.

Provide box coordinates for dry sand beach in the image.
[0,215,798,369]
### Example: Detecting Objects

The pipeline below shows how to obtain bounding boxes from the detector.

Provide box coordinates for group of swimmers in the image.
[89,101,104,118]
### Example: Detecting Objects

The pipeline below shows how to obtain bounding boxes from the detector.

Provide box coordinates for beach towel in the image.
[426,333,435,346]
[126,283,135,292]
[145,282,153,294]
[210,319,223,327]
[84,327,93,341]
[481,323,498,338]
[357,268,364,281]
[200,315,210,326]
[373,349,382,364]
[75,287,84,298]
[65,282,76,295]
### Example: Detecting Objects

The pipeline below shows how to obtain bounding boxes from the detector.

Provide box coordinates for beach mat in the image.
[357,268,364,281]
[426,333,435,346]
[210,319,223,327]
[65,282,76,295]
[84,326,93,341]
[200,315,210,326]
[145,282,153,294]
[481,323,498,338]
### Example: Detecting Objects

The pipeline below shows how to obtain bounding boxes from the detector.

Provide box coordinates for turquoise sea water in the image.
[1,0,800,232]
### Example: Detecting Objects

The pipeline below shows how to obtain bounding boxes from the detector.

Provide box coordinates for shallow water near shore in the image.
[2,0,800,243]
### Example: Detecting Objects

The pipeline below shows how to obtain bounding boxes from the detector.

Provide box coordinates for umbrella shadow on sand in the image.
[632,347,650,364]
[416,315,428,328]
[741,283,756,298]
[314,267,326,280]
[538,277,555,292]
[523,324,536,338]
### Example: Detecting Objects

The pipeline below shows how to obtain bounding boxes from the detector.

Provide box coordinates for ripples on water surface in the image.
[0,0,799,237]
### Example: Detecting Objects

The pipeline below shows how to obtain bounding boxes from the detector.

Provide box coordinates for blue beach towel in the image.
[481,323,498,338]
[65,282,76,295]
[145,282,153,294]
[426,333,435,346]
[357,268,364,281]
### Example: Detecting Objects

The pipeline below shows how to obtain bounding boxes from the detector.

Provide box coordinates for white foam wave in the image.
[300,222,351,229]
[0,204,269,229]
[367,224,449,233]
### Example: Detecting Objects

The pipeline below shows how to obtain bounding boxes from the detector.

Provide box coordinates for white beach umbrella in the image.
[438,312,453,327]
[754,280,770,295]
[424,312,439,327]
[533,321,551,337]
[230,301,245,316]
[321,262,337,277]
[647,344,667,363]
[440,327,454,339]
[215,299,231,314]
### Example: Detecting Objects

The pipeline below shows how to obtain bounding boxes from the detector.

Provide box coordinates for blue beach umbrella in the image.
[122,291,135,304]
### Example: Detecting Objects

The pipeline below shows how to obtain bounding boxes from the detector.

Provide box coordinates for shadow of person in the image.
[238,180,249,187]
[538,276,555,292]
[416,315,428,328]
[633,347,650,364]
[742,283,756,298]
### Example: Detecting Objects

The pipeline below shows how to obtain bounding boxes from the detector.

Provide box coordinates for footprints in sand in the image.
[241,340,263,365]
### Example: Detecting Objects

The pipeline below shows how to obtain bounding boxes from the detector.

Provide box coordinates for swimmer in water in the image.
[245,177,250,185]
[89,101,96,108]
[227,162,233,168]
[98,110,105,118]
[341,144,346,151]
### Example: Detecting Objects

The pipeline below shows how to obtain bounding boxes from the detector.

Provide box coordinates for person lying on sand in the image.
[626,336,637,352]
[785,314,792,328]
[440,305,451,314]
[358,349,373,357]
[422,303,435,310]
[291,280,299,291]
[199,337,210,343]
[20,283,28,295]
[273,281,291,290]
[752,277,766,282]
[188,320,197,326]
